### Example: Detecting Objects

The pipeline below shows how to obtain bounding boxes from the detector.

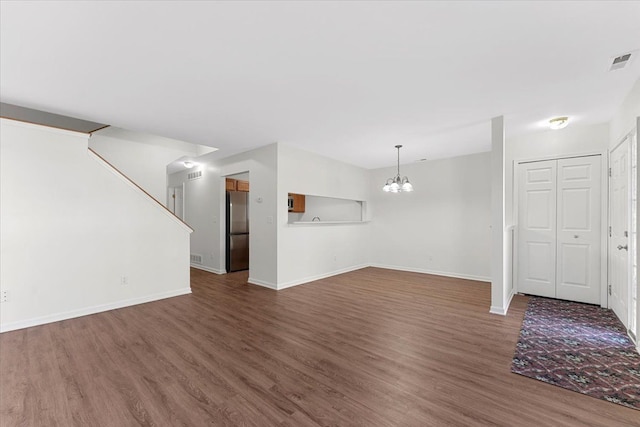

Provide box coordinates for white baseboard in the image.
[277,264,369,290]
[489,306,508,315]
[275,264,489,291]
[0,287,192,333]
[370,263,491,283]
[505,289,515,311]
[489,289,515,316]
[191,264,225,275]
[247,277,277,290]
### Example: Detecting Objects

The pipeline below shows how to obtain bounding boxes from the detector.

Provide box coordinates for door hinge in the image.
[608,284,612,295]
[609,167,612,177]
[609,226,612,237]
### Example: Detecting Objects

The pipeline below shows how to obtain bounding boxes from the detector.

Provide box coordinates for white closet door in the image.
[517,160,557,298]
[555,156,601,304]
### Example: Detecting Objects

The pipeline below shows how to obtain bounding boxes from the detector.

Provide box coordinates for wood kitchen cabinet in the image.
[288,193,305,213]
[226,178,250,192]
[236,180,250,192]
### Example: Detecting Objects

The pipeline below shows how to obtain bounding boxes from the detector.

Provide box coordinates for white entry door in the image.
[609,140,630,327]
[517,155,602,304]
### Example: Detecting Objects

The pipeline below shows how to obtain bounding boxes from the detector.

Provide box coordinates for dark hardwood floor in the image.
[1,267,638,426]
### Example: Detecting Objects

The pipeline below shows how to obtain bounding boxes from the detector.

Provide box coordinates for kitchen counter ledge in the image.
[288,220,370,226]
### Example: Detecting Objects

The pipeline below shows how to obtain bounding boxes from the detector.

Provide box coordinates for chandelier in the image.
[382,145,413,193]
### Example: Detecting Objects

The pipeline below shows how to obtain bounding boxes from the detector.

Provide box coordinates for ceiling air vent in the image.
[610,53,632,71]
[187,170,202,181]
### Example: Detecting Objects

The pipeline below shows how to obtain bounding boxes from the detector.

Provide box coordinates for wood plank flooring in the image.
[1,267,638,426]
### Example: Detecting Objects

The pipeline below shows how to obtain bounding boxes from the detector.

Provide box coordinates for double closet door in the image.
[517,155,602,305]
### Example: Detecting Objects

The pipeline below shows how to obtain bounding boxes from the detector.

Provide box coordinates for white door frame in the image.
[635,121,640,348]
[513,151,608,307]
[608,137,631,327]
[167,183,185,220]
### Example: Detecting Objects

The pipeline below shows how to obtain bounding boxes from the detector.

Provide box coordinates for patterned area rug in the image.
[511,296,640,410]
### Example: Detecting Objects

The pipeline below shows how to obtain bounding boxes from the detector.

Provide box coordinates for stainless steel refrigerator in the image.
[226,191,249,272]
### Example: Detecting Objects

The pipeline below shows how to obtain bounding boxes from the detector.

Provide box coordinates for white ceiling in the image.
[1,1,639,169]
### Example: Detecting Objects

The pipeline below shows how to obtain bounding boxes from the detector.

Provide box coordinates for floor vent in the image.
[610,52,632,71]
[187,170,202,181]
[190,254,203,264]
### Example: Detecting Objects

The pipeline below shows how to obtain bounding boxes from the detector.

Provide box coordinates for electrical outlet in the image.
[1,290,8,303]
[120,276,128,285]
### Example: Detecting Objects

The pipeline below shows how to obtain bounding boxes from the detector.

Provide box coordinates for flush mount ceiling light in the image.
[383,145,413,193]
[549,116,569,130]
[183,161,194,168]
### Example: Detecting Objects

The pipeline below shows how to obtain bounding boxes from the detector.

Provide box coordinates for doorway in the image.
[168,184,184,220]
[516,155,602,304]
[224,172,250,273]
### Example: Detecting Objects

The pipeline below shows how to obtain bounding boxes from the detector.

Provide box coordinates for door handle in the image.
[617,244,628,251]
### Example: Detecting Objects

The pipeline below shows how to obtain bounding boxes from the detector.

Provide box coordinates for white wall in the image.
[0,119,192,332]
[168,162,222,273]
[610,77,640,147]
[369,151,492,282]
[490,116,509,314]
[228,172,249,181]
[89,127,201,203]
[277,144,371,288]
